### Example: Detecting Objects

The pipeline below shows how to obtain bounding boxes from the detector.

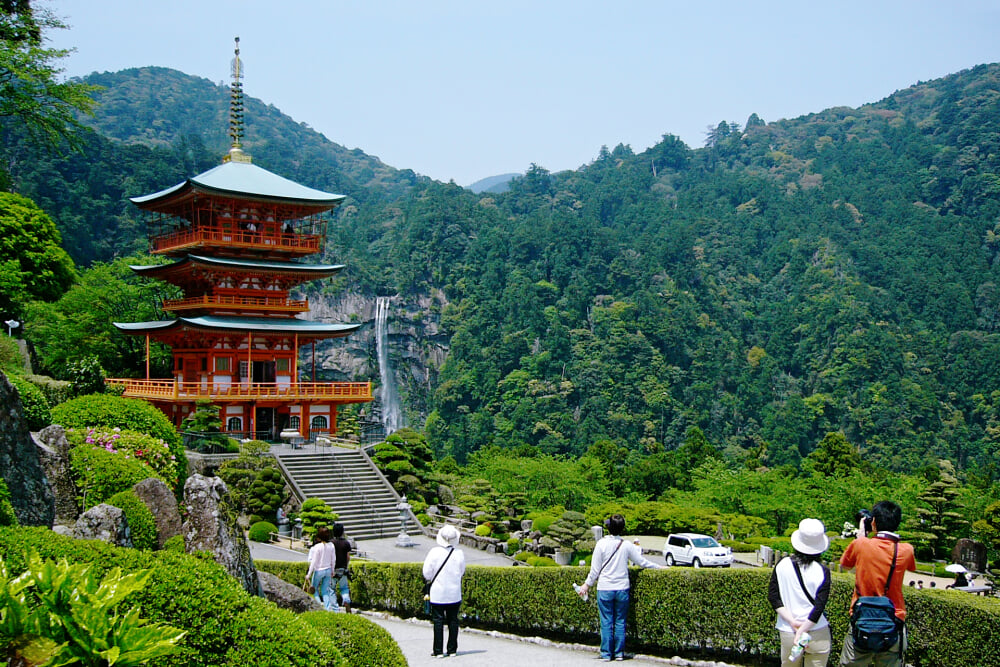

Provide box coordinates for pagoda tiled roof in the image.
[113,315,360,337]
[130,161,346,210]
[130,255,345,277]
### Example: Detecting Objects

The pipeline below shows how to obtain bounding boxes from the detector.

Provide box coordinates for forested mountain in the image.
[6,63,1000,480]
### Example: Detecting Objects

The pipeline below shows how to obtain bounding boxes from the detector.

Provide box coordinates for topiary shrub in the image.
[68,442,163,509]
[8,375,51,430]
[0,527,346,667]
[475,523,492,537]
[106,490,158,550]
[527,556,558,567]
[300,610,407,667]
[299,498,338,538]
[51,394,186,487]
[249,521,277,543]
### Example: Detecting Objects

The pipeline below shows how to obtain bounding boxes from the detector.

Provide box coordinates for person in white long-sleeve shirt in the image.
[422,524,466,658]
[305,526,339,611]
[577,514,665,661]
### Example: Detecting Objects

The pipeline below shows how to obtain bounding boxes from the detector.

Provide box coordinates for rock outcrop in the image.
[73,503,133,548]
[183,474,261,597]
[33,425,80,526]
[0,373,54,527]
[132,478,182,549]
[257,570,323,613]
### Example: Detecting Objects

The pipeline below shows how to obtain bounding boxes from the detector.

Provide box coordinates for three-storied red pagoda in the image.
[111,39,371,440]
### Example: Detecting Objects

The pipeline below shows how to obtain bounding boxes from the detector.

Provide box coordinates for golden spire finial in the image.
[224,36,251,164]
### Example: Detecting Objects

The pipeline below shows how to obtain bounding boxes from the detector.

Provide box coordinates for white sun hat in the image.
[791,518,829,555]
[436,524,460,547]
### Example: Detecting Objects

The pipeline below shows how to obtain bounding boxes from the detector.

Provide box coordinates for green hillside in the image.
[5,62,1000,479]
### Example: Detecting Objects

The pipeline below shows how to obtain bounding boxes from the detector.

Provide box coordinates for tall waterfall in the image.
[375,297,403,434]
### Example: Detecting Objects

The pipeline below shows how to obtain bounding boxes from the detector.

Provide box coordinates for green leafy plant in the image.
[68,428,179,489]
[65,355,107,398]
[1,551,185,666]
[68,442,163,510]
[0,479,16,528]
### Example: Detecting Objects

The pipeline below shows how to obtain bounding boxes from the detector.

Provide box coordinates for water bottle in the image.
[573,583,589,601]
[788,632,811,661]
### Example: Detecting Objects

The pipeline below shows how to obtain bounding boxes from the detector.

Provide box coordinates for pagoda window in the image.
[227,417,242,432]
[311,415,328,430]
[276,358,290,372]
[215,357,231,372]
[239,361,248,381]
[289,416,300,430]
[201,358,208,371]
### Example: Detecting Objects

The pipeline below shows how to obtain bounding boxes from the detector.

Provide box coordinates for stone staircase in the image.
[275,448,422,541]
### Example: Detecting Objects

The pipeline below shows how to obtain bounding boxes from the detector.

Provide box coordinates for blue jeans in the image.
[311,568,336,611]
[332,572,351,606]
[597,588,630,659]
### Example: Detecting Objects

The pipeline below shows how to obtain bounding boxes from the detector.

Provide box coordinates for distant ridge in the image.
[467,172,520,194]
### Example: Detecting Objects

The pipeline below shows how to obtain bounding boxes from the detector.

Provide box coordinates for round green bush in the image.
[475,523,492,537]
[68,442,163,509]
[249,521,278,543]
[51,394,186,486]
[8,375,51,430]
[300,610,407,667]
[514,550,531,562]
[107,490,158,550]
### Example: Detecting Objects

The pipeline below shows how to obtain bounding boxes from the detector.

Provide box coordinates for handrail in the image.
[163,294,309,312]
[150,228,320,254]
[357,444,427,536]
[106,378,372,402]
[324,451,386,538]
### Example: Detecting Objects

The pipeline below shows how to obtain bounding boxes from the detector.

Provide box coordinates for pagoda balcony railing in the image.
[162,294,309,313]
[107,378,372,402]
[150,228,321,255]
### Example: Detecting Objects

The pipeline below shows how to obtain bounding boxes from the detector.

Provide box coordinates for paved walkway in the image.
[365,612,744,667]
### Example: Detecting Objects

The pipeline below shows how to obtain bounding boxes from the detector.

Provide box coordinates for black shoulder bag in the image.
[422,547,455,615]
[850,540,901,653]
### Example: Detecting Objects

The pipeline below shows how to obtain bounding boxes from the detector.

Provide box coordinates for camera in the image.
[855,509,873,534]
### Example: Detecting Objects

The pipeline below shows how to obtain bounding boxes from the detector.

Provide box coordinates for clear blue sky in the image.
[47,0,1000,187]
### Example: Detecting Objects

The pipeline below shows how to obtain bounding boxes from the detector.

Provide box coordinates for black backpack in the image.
[850,540,902,653]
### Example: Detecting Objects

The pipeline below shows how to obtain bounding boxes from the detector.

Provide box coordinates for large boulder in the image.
[257,570,322,613]
[183,474,261,596]
[132,478,182,549]
[0,373,54,527]
[33,425,80,526]
[73,503,133,548]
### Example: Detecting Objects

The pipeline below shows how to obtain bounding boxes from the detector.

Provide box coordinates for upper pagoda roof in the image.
[130,255,345,278]
[130,161,346,212]
[113,315,360,337]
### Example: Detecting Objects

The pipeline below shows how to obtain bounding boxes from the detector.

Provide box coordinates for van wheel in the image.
[693,558,701,568]
[665,553,675,566]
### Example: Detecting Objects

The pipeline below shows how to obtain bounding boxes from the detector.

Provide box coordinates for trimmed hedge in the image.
[107,490,158,550]
[0,527,346,666]
[8,375,51,430]
[260,560,1000,667]
[300,611,408,667]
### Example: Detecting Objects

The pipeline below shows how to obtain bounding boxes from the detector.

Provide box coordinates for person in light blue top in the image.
[577,514,666,661]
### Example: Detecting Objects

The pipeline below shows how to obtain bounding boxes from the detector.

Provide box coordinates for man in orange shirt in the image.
[838,500,917,666]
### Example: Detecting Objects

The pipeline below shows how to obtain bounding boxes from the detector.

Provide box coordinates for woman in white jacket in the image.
[422,524,466,658]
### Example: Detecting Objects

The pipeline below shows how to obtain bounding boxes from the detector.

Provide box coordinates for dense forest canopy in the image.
[5,61,1000,485]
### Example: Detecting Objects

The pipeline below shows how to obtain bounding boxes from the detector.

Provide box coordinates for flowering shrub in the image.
[68,428,179,488]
